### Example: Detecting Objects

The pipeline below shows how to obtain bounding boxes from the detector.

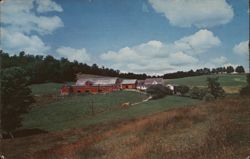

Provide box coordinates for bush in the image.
[207,77,225,99]
[146,84,172,99]
[240,74,250,96]
[190,87,207,100]
[204,93,215,101]
[175,85,190,95]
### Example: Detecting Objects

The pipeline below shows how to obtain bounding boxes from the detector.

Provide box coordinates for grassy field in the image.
[29,82,65,95]
[3,96,249,159]
[166,74,247,94]
[23,74,246,131]
[165,74,247,87]
[22,91,199,131]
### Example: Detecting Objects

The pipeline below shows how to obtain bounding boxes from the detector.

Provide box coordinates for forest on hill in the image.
[0,50,245,84]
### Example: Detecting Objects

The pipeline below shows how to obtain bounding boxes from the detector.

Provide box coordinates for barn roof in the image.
[121,79,137,85]
[144,78,164,85]
[76,77,119,86]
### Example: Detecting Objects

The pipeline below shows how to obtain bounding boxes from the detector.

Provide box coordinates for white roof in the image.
[121,79,137,84]
[76,77,119,86]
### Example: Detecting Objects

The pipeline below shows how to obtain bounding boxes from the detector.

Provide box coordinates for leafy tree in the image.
[240,73,250,96]
[146,84,172,99]
[0,67,34,138]
[175,85,190,95]
[235,66,245,73]
[190,87,207,100]
[226,66,234,74]
[207,77,225,99]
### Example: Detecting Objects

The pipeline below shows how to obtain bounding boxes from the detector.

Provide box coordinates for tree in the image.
[190,87,207,100]
[175,85,190,95]
[240,73,250,96]
[0,67,34,138]
[207,77,225,99]
[235,66,245,73]
[146,84,172,99]
[226,66,234,74]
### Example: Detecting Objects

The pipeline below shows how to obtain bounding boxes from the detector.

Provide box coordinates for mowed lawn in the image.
[166,74,247,93]
[22,91,199,131]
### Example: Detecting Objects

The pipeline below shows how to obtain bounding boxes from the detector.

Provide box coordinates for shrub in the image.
[146,84,172,99]
[240,74,250,96]
[190,87,207,100]
[175,85,190,95]
[207,77,225,99]
[204,93,215,101]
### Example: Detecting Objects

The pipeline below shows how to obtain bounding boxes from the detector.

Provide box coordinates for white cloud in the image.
[100,29,220,74]
[233,40,249,55]
[2,0,63,35]
[148,0,234,28]
[1,0,63,55]
[174,29,221,54]
[0,28,50,55]
[56,47,91,63]
[211,56,228,65]
[168,52,198,65]
[36,0,63,13]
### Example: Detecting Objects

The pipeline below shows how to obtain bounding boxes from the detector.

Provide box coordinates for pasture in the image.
[22,91,199,131]
[166,74,247,93]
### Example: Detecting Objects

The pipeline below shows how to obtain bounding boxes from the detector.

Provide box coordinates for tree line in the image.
[163,65,245,79]
[0,50,245,84]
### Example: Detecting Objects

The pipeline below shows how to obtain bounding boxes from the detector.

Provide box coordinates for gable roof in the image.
[144,78,164,85]
[121,79,137,85]
[76,77,119,86]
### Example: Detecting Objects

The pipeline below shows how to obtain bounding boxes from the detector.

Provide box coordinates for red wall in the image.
[121,84,136,89]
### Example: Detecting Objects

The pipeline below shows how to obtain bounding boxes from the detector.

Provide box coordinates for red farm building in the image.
[121,79,137,89]
[60,77,121,95]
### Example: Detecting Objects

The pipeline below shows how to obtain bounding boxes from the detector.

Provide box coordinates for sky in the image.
[0,0,249,75]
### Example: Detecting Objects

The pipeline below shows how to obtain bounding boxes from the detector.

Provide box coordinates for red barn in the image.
[121,79,137,89]
[60,77,122,95]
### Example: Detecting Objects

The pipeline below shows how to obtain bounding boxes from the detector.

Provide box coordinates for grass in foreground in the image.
[22,91,149,131]
[2,96,249,159]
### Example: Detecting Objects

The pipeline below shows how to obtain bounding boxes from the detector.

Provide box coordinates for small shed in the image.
[121,79,137,89]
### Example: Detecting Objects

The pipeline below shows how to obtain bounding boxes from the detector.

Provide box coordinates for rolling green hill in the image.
[165,74,247,87]
[166,74,247,94]
[24,74,246,131]
[22,91,199,131]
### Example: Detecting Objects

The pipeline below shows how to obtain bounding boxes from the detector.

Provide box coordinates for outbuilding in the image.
[121,79,137,89]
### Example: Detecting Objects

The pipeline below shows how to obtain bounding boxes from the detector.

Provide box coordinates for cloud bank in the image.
[0,0,63,55]
[100,29,222,74]
[148,0,234,28]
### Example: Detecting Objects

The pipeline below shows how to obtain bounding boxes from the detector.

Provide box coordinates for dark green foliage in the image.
[226,66,234,74]
[204,93,216,101]
[0,67,34,134]
[175,85,190,95]
[190,87,207,100]
[235,66,245,73]
[240,74,250,96]
[207,77,225,99]
[146,84,172,99]
[0,50,150,83]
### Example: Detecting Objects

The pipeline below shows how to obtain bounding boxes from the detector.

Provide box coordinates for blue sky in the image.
[0,0,249,75]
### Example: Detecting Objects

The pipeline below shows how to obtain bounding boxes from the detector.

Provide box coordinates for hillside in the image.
[2,96,249,159]
[166,74,247,93]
